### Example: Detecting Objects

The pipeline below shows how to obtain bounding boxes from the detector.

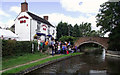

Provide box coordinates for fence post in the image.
[32,43,34,53]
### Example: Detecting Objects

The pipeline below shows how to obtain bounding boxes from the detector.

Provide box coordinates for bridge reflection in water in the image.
[25,50,120,75]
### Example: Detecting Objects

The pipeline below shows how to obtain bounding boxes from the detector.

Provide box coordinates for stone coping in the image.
[106,53,120,58]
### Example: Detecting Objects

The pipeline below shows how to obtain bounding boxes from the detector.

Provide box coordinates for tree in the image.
[72,24,81,37]
[96,2,120,51]
[79,22,92,37]
[57,21,63,39]
[96,2,120,33]
[59,36,76,45]
[108,25,120,51]
[89,30,99,37]
[56,21,68,39]
[68,24,73,36]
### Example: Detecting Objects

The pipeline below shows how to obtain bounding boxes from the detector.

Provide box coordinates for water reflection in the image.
[26,51,120,75]
[102,49,106,60]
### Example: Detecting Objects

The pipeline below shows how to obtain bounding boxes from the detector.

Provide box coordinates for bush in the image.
[2,40,33,57]
[59,36,77,45]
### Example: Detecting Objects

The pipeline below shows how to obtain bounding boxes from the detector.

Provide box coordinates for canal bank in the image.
[106,51,120,58]
[26,51,120,75]
[2,53,83,75]
[25,52,120,75]
[106,53,120,58]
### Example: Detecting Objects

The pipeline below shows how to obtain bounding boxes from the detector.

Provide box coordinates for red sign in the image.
[43,28,46,31]
[18,15,29,20]
[20,20,26,23]
[42,25,47,28]
[42,25,47,31]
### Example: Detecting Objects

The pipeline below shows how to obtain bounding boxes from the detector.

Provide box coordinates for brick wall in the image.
[74,37,109,50]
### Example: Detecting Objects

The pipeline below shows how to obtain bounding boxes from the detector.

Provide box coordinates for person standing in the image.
[68,41,71,47]
[58,44,61,54]
[40,41,43,53]
[62,44,65,54]
[54,41,58,54]
[75,46,77,52]
[38,39,41,51]
[51,40,54,56]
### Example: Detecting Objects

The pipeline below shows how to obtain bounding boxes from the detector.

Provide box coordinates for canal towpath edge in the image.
[0,55,59,73]
[1,53,83,74]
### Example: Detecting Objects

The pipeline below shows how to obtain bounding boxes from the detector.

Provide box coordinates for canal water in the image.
[26,50,120,75]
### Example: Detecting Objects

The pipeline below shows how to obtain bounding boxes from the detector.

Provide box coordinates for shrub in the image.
[2,40,50,57]
[2,40,32,57]
[59,36,77,45]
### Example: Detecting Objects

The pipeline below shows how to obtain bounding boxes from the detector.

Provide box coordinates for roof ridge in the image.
[27,11,55,28]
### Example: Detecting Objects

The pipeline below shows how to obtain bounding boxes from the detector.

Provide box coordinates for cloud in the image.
[0,21,5,28]
[6,20,14,27]
[0,9,10,17]
[0,19,14,28]
[60,0,108,14]
[10,6,21,14]
[39,13,100,30]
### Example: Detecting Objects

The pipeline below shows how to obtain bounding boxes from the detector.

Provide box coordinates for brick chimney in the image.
[43,16,48,21]
[21,2,28,12]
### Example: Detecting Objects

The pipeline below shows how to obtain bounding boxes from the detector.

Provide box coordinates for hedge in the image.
[2,40,38,57]
[59,36,77,45]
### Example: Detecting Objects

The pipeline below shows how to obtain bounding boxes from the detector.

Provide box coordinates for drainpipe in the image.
[30,19,32,41]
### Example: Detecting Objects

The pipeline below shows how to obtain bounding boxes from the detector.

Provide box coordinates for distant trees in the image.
[56,22,68,39]
[56,21,103,40]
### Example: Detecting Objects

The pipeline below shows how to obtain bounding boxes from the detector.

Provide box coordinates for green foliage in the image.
[2,40,16,56]
[2,40,39,57]
[57,21,68,39]
[72,24,81,37]
[68,24,73,36]
[96,2,120,51]
[59,36,77,45]
[96,2,120,33]
[108,25,120,51]
[56,21,103,40]
[79,22,91,37]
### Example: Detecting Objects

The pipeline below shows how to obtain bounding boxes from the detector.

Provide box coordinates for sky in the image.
[0,0,110,31]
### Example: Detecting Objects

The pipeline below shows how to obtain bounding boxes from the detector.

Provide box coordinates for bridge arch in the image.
[74,37,109,50]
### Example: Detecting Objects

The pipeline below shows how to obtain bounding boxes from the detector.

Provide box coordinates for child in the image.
[58,45,61,54]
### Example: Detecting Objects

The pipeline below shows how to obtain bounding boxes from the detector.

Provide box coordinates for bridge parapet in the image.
[74,37,109,50]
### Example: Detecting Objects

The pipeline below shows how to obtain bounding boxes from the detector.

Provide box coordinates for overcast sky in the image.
[0,0,109,31]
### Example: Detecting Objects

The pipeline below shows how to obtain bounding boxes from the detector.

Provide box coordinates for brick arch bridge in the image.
[74,37,109,50]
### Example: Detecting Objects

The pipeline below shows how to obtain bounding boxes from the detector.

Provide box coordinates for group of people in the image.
[50,40,78,56]
[37,39,49,52]
[37,38,78,56]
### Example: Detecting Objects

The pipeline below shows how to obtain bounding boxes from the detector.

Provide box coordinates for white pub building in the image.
[15,1,56,41]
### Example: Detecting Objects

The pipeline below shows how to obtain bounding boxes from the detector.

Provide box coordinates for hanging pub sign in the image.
[18,15,29,20]
[42,25,47,31]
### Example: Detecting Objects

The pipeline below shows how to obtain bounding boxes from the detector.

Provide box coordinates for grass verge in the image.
[2,52,49,70]
[2,52,83,75]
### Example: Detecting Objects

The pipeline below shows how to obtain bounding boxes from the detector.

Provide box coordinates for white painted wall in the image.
[30,19,37,41]
[40,23,48,35]
[15,12,56,41]
[49,26,56,39]
[15,12,32,41]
